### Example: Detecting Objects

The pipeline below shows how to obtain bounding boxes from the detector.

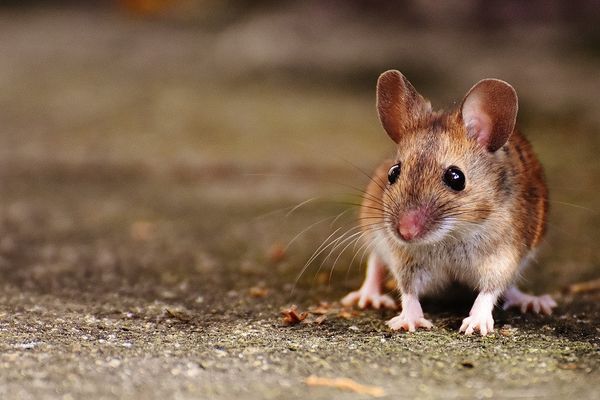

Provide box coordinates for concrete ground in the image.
[0,4,598,400]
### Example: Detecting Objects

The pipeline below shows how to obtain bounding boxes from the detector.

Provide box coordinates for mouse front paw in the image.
[459,313,494,336]
[386,313,433,332]
[341,289,397,310]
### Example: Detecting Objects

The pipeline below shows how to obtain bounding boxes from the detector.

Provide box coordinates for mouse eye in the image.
[443,166,466,191]
[387,163,401,185]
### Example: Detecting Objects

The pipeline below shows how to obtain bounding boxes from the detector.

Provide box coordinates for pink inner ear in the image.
[465,115,492,148]
[462,95,493,149]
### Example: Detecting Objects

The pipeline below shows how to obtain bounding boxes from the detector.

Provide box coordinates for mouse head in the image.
[376,70,518,245]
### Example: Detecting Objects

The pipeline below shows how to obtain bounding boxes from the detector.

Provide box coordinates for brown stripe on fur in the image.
[505,129,548,249]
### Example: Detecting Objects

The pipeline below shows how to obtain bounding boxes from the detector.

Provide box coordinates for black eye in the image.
[388,163,401,185]
[443,166,466,191]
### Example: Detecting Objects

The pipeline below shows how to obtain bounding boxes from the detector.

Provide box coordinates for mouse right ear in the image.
[376,70,431,143]
[460,79,518,152]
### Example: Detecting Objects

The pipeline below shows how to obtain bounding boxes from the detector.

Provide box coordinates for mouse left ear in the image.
[377,70,431,143]
[460,79,518,152]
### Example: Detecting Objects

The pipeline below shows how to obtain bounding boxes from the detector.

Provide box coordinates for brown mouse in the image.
[341,70,557,336]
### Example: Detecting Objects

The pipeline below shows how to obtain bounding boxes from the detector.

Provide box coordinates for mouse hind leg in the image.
[341,252,397,310]
[502,286,557,315]
[502,251,557,315]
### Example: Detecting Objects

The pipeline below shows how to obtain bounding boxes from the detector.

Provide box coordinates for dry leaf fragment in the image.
[314,315,327,325]
[305,375,385,397]
[309,302,332,315]
[281,305,308,326]
[337,308,360,320]
[498,325,515,337]
[559,363,578,370]
[316,272,329,285]
[267,242,286,263]
[164,308,192,322]
[249,286,269,298]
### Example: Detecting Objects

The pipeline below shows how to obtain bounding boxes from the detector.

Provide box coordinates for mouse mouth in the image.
[388,220,454,246]
[387,208,455,246]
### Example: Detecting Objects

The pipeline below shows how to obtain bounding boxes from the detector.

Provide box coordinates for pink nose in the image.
[397,209,427,241]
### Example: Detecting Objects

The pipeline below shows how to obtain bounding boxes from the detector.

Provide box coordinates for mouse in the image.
[341,70,557,336]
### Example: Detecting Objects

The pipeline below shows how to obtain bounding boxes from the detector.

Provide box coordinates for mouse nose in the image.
[397,208,427,241]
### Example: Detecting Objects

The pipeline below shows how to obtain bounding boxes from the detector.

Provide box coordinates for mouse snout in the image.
[396,208,429,241]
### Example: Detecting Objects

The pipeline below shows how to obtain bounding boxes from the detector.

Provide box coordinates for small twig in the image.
[568,278,600,294]
[305,375,385,397]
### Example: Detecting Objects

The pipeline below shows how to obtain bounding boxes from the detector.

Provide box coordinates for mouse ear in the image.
[460,79,518,152]
[376,70,431,143]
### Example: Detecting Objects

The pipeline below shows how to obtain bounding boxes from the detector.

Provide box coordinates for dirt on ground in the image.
[0,4,598,400]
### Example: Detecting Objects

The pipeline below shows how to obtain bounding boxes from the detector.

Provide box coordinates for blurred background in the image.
[0,0,599,307]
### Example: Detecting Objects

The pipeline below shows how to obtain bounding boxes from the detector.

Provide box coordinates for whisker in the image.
[292,226,345,294]
[285,197,321,217]
[244,171,390,210]
[318,221,389,267]
[315,228,366,281]
[548,200,597,213]
[285,215,337,251]
[302,222,373,284]
[330,207,354,227]
[328,229,374,284]
[345,228,387,282]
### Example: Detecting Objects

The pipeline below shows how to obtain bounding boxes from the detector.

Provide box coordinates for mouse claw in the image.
[341,289,397,310]
[502,287,557,316]
[459,313,494,336]
[386,314,433,332]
